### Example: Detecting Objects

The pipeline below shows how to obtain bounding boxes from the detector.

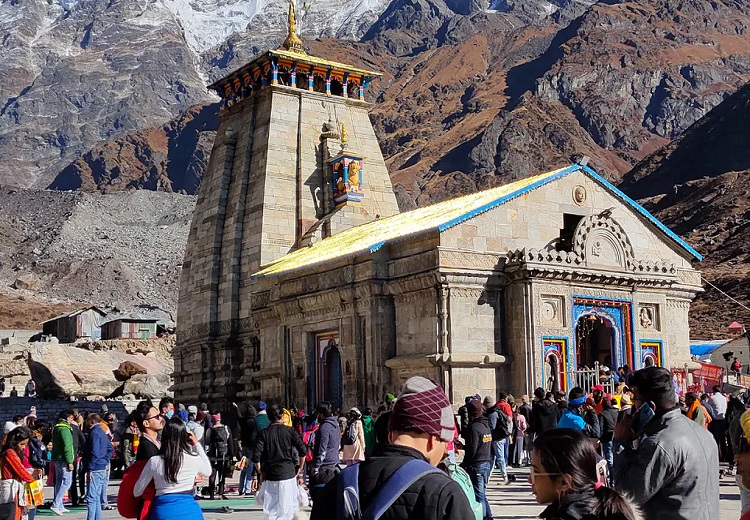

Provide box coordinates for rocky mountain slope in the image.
[0,186,195,326]
[31,0,750,203]
[621,81,750,338]
[0,0,389,190]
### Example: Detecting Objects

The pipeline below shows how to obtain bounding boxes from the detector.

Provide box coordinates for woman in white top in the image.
[134,417,212,520]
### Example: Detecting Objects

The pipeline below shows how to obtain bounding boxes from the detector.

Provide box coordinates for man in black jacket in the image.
[529,387,559,438]
[252,404,307,515]
[311,376,474,520]
[461,399,493,520]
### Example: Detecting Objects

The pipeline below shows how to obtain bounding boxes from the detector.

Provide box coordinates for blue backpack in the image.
[337,459,440,520]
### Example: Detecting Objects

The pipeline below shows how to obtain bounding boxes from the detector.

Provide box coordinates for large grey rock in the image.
[13,273,41,291]
[28,342,171,399]
[122,374,171,399]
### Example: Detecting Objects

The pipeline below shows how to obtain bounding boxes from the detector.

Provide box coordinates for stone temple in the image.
[174,4,703,410]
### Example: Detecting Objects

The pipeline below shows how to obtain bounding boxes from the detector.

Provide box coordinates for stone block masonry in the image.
[176,83,401,405]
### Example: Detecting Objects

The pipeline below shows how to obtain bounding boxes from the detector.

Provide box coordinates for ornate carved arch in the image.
[573,215,636,270]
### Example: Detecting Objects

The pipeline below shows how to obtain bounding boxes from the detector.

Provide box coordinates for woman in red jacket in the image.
[0,427,36,520]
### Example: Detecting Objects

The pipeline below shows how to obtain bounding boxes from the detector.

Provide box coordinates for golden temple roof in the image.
[253,165,574,278]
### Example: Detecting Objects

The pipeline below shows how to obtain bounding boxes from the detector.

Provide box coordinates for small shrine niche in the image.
[330,154,364,207]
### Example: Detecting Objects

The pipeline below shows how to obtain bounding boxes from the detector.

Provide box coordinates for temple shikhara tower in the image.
[175,2,703,410]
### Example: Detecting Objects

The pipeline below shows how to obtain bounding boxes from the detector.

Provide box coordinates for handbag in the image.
[25,480,43,507]
[0,479,20,505]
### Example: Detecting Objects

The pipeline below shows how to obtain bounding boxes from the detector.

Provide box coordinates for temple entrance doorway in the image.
[311,330,343,410]
[572,313,618,392]
[576,314,615,369]
[324,345,343,409]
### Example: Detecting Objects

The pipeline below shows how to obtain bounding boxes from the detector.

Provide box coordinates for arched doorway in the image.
[575,314,616,369]
[323,343,343,409]
[547,352,561,394]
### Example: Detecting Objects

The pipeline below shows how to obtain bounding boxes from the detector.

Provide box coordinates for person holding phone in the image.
[134,417,212,520]
[612,367,719,520]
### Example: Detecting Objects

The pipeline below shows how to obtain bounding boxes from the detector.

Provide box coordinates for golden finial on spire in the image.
[340,123,348,148]
[281,0,306,54]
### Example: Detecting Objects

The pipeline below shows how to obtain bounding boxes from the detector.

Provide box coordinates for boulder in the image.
[13,273,40,291]
[28,343,172,399]
[123,374,171,399]
[114,361,147,381]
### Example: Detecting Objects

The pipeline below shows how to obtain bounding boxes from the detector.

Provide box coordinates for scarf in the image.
[569,396,587,408]
[687,399,700,419]
[687,401,711,429]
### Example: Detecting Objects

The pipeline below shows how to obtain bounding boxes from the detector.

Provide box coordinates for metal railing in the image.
[567,361,617,395]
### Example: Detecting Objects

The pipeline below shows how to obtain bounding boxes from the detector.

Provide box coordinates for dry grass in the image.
[0,292,82,330]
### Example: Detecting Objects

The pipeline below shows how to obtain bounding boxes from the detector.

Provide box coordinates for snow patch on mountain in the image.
[157,0,389,54]
[161,0,266,53]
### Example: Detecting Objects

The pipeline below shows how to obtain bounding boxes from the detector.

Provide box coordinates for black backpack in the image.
[29,436,45,469]
[495,410,512,438]
[342,421,356,446]
[212,426,230,459]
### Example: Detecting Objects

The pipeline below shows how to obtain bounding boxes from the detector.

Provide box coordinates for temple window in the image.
[347,81,359,97]
[557,213,584,252]
[330,78,344,97]
[313,75,326,93]
[278,68,291,86]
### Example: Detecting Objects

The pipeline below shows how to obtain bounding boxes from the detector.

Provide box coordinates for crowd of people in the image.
[0,366,742,520]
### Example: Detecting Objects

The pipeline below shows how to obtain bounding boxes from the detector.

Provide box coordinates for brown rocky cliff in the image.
[621,81,750,338]
[52,2,750,204]
[48,104,218,195]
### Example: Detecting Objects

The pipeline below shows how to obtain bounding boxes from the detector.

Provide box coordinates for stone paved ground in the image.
[34,466,741,519]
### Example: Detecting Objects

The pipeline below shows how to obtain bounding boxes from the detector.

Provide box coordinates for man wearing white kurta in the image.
[252,404,307,520]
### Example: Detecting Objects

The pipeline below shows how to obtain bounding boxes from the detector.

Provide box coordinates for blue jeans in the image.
[467,461,492,519]
[238,447,255,494]
[53,463,73,510]
[601,440,613,484]
[493,437,508,475]
[100,467,110,507]
[86,470,107,520]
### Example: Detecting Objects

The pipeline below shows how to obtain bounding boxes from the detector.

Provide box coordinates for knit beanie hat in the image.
[211,413,221,422]
[258,400,267,411]
[467,399,483,419]
[741,410,750,439]
[388,376,454,442]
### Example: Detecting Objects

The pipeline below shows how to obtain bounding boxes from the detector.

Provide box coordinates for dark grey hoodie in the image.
[313,415,340,471]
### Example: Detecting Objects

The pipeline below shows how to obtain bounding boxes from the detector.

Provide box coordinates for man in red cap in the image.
[310,376,474,520]
[592,385,605,415]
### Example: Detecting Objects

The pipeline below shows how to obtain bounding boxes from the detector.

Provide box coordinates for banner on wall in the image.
[691,361,725,393]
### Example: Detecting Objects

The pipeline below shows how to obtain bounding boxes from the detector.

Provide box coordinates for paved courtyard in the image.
[32,466,741,519]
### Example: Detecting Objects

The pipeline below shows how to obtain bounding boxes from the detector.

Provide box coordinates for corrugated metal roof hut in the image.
[41,307,107,343]
[100,313,158,340]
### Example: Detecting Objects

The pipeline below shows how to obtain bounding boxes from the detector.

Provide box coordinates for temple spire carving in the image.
[281,0,306,54]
